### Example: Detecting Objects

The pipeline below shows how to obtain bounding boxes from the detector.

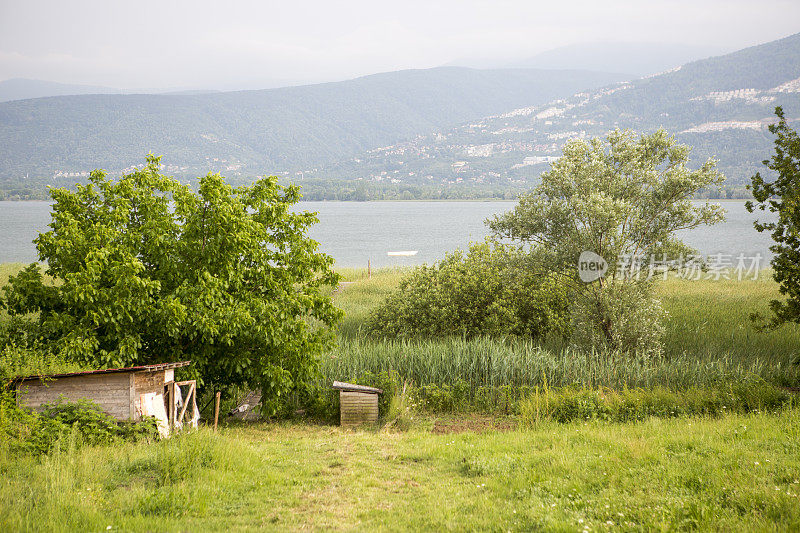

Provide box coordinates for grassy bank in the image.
[1,411,799,531]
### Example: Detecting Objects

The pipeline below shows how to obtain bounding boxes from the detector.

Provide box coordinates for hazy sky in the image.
[1,0,799,90]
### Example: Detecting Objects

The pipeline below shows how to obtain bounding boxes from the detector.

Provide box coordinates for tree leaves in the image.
[747,107,800,330]
[487,129,725,354]
[2,156,342,402]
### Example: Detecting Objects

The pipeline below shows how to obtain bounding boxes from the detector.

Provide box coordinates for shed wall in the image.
[132,370,169,421]
[339,391,379,426]
[16,373,131,420]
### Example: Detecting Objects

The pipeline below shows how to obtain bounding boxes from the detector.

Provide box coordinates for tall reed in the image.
[318,336,799,392]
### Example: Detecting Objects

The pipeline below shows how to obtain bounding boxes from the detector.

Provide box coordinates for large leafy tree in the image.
[2,156,341,405]
[747,107,800,329]
[489,129,724,354]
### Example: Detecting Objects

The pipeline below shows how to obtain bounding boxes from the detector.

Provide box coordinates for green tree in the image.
[489,129,724,354]
[2,156,341,408]
[747,107,800,329]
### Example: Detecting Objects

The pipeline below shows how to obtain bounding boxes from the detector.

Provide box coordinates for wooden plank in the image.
[129,373,135,420]
[178,382,195,424]
[332,381,383,394]
[168,382,175,430]
[213,391,221,431]
[16,372,135,421]
[339,391,378,426]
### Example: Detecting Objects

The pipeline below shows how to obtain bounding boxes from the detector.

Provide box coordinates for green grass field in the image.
[2,410,800,531]
[2,264,800,530]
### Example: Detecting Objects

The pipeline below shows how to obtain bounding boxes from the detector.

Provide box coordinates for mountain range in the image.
[0,79,224,103]
[300,32,800,199]
[0,68,626,180]
[0,33,799,200]
[448,42,731,77]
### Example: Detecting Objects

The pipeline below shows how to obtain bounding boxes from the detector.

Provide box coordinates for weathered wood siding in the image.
[16,373,131,420]
[339,391,379,426]
[132,370,169,421]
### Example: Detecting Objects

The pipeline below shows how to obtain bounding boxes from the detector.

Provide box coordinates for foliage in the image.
[1,156,341,408]
[489,129,724,353]
[520,379,792,425]
[1,394,158,456]
[747,106,800,329]
[321,270,800,412]
[367,242,570,339]
[570,280,667,357]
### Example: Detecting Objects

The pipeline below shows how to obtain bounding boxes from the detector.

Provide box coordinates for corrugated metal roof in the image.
[13,361,191,382]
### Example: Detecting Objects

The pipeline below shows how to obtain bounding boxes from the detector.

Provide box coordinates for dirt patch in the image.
[432,414,518,434]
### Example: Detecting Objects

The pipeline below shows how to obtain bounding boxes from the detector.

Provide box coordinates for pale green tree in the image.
[489,129,725,355]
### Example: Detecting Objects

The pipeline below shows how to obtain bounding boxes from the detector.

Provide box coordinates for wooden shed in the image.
[333,381,383,427]
[14,361,196,436]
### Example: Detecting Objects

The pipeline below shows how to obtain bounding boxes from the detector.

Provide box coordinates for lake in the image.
[0,200,776,268]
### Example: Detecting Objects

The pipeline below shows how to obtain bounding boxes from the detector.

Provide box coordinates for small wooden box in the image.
[333,381,383,427]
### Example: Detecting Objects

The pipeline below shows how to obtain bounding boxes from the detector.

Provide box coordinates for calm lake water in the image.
[0,200,777,268]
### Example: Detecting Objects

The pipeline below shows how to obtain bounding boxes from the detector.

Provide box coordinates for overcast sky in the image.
[1,0,799,90]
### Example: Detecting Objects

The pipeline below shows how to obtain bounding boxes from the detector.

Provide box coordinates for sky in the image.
[1,0,799,90]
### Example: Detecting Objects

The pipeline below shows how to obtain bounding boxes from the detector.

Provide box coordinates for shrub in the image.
[519,379,792,426]
[570,281,667,357]
[2,396,158,456]
[367,242,570,339]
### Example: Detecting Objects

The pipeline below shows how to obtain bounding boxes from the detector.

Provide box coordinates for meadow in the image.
[2,263,800,531]
[2,410,800,531]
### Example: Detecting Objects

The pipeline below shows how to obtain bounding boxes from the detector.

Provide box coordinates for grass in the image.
[2,264,800,530]
[333,267,406,337]
[0,263,25,322]
[325,269,800,395]
[660,273,799,361]
[1,410,799,531]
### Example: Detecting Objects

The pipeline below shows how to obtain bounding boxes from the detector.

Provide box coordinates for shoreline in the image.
[0,197,754,203]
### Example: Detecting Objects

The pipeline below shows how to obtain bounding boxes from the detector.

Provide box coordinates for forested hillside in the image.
[304,32,800,199]
[0,67,625,180]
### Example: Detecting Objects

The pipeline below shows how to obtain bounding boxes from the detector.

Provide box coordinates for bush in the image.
[367,242,570,339]
[2,396,158,456]
[570,281,666,357]
[520,379,792,425]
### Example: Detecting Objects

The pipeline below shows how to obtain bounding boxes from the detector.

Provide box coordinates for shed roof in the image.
[14,361,191,383]
[332,381,383,394]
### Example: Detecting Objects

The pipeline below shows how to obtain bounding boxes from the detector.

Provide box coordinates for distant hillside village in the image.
[1,33,799,201]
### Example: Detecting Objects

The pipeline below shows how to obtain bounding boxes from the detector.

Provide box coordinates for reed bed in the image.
[319,336,799,393]
[323,269,800,399]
